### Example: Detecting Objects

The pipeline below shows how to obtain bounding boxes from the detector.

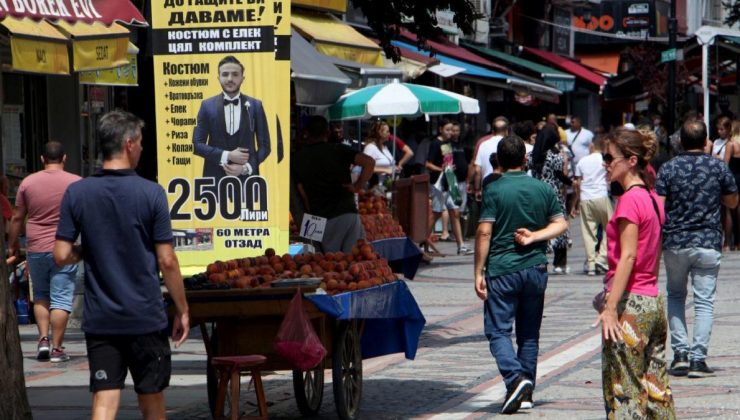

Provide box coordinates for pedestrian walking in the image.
[53,110,190,419]
[427,119,471,255]
[294,116,375,253]
[656,119,738,378]
[714,117,734,250]
[474,135,567,414]
[565,116,594,167]
[595,128,675,419]
[465,116,507,239]
[7,141,81,362]
[571,136,612,275]
[529,123,572,273]
[724,119,740,250]
[471,116,508,198]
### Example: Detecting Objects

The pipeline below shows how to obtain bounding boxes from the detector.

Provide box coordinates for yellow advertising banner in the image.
[151,0,290,271]
[293,0,346,13]
[79,53,138,86]
[10,37,69,74]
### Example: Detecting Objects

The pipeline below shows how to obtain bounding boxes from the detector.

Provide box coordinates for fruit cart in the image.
[166,280,425,420]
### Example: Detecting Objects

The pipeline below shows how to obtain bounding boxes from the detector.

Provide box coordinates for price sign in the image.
[300,213,327,242]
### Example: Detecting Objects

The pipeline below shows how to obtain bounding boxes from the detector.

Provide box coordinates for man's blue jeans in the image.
[484,265,548,389]
[664,248,721,362]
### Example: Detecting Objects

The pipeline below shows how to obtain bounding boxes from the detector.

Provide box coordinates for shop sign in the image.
[572,0,662,43]
[552,7,572,56]
[88,85,105,111]
[79,54,138,86]
[545,76,575,93]
[10,37,68,74]
[628,3,649,14]
[0,0,145,25]
[151,0,291,270]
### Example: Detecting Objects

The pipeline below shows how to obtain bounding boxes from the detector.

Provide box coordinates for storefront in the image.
[0,0,146,202]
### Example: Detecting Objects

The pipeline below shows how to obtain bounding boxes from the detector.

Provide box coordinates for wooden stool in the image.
[211,355,268,420]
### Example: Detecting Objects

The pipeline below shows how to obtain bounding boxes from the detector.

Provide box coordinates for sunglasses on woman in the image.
[602,153,625,165]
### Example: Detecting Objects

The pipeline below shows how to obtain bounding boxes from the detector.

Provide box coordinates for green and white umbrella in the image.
[328,81,479,121]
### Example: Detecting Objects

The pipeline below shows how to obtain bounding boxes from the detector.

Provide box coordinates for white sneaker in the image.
[457,246,473,255]
[552,266,570,275]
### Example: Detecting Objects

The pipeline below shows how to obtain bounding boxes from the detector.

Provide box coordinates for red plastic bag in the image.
[274,289,327,370]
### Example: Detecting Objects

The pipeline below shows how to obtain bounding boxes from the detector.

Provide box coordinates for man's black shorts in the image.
[85,330,172,394]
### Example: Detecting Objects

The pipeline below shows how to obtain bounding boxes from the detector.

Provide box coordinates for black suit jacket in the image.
[192,93,271,180]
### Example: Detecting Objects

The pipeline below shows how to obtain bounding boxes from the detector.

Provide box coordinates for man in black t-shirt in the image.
[329,122,363,152]
[426,120,472,254]
[54,110,190,419]
[293,116,374,253]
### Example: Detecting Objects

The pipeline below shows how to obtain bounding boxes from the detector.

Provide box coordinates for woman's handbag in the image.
[593,277,612,313]
[592,288,608,313]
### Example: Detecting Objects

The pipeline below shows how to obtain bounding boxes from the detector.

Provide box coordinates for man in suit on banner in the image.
[193,55,271,181]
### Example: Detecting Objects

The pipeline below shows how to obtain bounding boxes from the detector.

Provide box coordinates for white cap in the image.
[623,123,636,130]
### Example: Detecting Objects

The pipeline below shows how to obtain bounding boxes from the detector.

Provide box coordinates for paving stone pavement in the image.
[21,216,740,418]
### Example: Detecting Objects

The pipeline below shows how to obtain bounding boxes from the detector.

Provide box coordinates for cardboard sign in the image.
[300,214,326,242]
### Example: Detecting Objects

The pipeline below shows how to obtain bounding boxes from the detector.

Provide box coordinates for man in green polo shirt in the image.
[474,135,567,414]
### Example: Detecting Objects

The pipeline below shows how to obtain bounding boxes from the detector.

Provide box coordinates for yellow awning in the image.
[79,42,138,86]
[52,20,129,72]
[0,17,69,75]
[293,0,347,13]
[383,53,429,80]
[292,11,383,66]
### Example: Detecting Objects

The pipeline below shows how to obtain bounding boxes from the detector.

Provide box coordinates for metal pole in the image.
[703,42,710,132]
[391,119,397,180]
[667,0,677,133]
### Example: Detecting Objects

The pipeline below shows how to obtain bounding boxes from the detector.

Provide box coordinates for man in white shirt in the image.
[571,136,612,275]
[471,116,509,199]
[565,116,594,167]
[193,55,271,181]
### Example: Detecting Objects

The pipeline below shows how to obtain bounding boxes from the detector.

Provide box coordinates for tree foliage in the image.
[622,44,688,109]
[351,0,477,61]
[723,1,740,26]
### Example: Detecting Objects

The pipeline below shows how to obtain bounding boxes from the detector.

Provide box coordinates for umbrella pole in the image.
[358,120,362,149]
[392,118,397,180]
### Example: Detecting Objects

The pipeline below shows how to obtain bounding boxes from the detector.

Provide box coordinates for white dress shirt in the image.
[219,92,252,175]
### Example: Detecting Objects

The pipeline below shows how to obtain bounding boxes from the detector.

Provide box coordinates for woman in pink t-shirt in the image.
[596,128,675,418]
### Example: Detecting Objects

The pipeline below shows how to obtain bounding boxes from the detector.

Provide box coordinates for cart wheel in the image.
[293,361,325,416]
[332,321,362,420]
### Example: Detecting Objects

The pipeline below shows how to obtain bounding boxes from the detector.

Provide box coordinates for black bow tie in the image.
[224,98,239,107]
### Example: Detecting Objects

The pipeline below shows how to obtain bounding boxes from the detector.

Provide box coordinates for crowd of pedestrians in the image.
[472,111,739,417]
[4,107,739,418]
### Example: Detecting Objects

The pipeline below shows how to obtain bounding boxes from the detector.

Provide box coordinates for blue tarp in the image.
[307,280,426,360]
[370,237,422,280]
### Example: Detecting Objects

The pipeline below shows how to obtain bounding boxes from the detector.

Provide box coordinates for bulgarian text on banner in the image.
[151,0,290,270]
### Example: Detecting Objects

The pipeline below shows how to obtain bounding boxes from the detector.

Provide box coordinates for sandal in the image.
[421,252,434,264]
